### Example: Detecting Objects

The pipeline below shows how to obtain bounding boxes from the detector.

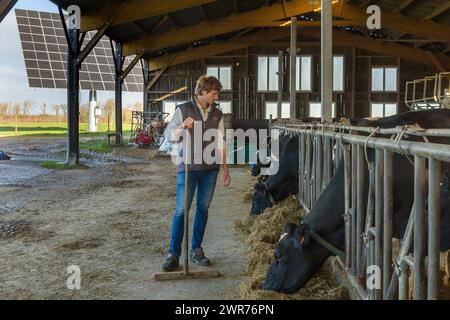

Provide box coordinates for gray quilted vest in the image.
[176,97,223,173]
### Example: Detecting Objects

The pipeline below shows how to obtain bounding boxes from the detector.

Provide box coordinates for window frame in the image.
[308,102,337,118]
[257,55,279,92]
[264,101,291,119]
[296,55,313,92]
[216,100,233,114]
[370,102,398,117]
[371,66,399,93]
[333,55,345,93]
[206,65,233,91]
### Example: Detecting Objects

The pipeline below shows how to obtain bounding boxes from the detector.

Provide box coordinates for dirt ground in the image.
[0,136,254,299]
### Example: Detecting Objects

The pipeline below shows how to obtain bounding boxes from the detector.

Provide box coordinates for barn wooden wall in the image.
[145,44,439,119]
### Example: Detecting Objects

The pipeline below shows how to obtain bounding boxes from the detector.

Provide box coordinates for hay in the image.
[234,195,349,300]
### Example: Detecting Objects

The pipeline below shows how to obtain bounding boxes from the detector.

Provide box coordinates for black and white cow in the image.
[259,109,450,293]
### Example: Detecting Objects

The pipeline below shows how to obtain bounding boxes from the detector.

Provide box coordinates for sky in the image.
[0,0,142,114]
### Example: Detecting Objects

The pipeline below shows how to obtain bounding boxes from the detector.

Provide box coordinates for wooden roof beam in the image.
[335,1,450,43]
[149,26,450,72]
[422,2,450,21]
[123,0,339,56]
[79,0,216,32]
[392,0,415,13]
[302,28,450,70]
[149,28,290,71]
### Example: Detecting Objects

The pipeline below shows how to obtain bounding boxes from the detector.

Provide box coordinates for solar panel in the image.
[15,9,144,92]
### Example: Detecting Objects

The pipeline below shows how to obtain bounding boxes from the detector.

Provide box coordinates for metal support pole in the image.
[321,0,333,123]
[277,50,283,119]
[413,156,426,300]
[66,18,80,165]
[343,144,352,269]
[375,149,384,299]
[299,133,305,205]
[428,158,441,300]
[305,133,312,209]
[383,151,393,298]
[316,135,323,199]
[289,17,297,119]
[351,143,357,275]
[356,145,365,279]
[114,42,123,144]
[142,58,150,113]
[399,260,410,300]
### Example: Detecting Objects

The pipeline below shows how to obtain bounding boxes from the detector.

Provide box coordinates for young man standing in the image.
[162,75,231,272]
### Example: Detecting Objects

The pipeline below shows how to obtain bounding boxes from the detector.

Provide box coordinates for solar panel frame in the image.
[15,8,144,92]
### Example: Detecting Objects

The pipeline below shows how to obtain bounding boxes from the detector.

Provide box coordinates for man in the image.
[161,75,231,272]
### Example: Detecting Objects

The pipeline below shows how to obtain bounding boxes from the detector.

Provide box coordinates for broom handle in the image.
[183,135,190,275]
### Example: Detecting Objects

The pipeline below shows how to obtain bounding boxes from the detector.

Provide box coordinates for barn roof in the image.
[47,0,450,70]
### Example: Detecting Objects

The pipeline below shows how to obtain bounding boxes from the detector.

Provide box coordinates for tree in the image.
[22,100,34,115]
[0,103,9,116]
[79,102,89,122]
[60,104,67,117]
[52,104,60,116]
[13,102,21,115]
[40,102,47,115]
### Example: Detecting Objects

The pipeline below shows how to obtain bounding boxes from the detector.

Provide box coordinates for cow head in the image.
[250,182,273,215]
[262,222,326,293]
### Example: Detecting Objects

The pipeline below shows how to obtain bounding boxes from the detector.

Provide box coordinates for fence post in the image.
[356,145,366,280]
[351,143,357,275]
[375,149,384,300]
[383,151,393,299]
[428,158,441,300]
[413,156,426,300]
[343,143,352,270]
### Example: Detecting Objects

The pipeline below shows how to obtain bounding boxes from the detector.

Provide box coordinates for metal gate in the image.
[272,122,450,300]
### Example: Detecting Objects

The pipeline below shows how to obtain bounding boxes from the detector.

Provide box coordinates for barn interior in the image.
[1,0,450,301]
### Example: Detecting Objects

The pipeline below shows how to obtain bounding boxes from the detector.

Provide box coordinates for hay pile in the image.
[234,193,349,300]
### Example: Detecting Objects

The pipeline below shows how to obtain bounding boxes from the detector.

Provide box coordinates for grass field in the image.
[0,122,133,138]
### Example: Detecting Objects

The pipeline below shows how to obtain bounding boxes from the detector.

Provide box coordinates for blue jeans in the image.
[168,169,219,257]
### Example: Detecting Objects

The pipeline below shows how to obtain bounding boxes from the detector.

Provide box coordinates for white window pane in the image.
[268,57,279,91]
[301,56,311,91]
[385,68,397,91]
[163,101,177,122]
[296,56,300,91]
[258,57,268,91]
[372,68,384,91]
[281,103,290,119]
[308,102,336,118]
[220,67,232,90]
[309,103,321,118]
[265,102,278,119]
[333,56,344,91]
[218,101,232,114]
[384,103,397,116]
[207,66,218,78]
[371,103,384,117]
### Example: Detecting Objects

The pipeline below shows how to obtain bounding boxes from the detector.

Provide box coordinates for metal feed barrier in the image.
[271,122,450,300]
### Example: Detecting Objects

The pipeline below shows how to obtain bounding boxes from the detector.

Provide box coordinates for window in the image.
[265,102,291,119]
[333,56,344,91]
[206,66,232,90]
[308,102,336,118]
[162,101,185,122]
[371,67,398,92]
[296,56,312,91]
[370,103,397,117]
[258,56,279,91]
[217,101,232,114]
